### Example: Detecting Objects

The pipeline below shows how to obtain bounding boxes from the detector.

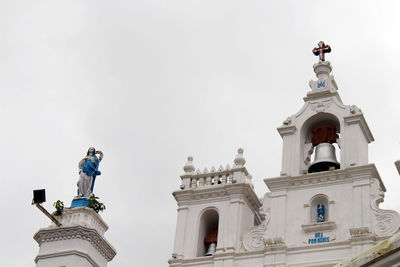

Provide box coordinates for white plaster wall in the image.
[266,190,287,240]
[36,255,95,267]
[234,255,264,266]
[286,245,351,266]
[239,201,257,243]
[283,182,354,245]
[37,239,107,267]
[265,174,379,248]
[172,205,189,258]
[341,122,369,167]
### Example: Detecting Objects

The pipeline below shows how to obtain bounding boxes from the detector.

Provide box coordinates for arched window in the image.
[197,209,219,257]
[310,195,329,223]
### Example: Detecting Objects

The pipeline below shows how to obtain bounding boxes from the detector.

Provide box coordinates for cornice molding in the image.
[303,90,342,103]
[33,225,116,261]
[264,164,385,192]
[169,240,353,266]
[173,183,262,216]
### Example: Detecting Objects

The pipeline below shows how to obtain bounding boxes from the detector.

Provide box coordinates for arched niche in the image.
[196,208,219,257]
[310,194,329,223]
[300,112,341,172]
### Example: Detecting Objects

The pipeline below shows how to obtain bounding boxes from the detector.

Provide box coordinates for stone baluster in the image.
[206,176,212,186]
[216,175,221,184]
[191,177,197,188]
[198,176,205,187]
[203,168,211,185]
[221,173,227,184]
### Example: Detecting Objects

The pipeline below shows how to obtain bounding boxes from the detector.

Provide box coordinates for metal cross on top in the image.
[312,41,331,61]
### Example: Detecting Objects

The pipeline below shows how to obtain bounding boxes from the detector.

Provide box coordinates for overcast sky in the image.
[2,1,400,266]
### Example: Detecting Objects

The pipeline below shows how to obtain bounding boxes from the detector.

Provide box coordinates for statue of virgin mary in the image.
[77,147,103,197]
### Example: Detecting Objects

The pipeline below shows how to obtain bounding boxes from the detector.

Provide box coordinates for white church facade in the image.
[168,43,400,267]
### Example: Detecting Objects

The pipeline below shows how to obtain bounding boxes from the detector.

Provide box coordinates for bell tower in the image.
[260,42,400,265]
[169,149,262,264]
[278,43,373,177]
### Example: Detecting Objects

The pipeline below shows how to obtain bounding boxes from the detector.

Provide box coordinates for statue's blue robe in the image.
[82,155,101,192]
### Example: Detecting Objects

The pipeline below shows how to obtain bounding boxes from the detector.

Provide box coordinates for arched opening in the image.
[310,194,329,223]
[196,209,219,257]
[300,113,341,173]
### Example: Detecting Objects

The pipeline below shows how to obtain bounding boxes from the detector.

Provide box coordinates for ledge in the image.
[301,221,336,233]
[264,164,386,192]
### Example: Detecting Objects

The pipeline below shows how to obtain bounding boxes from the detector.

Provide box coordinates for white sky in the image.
[1,1,400,266]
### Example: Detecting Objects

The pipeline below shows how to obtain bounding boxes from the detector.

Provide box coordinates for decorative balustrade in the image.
[179,148,253,190]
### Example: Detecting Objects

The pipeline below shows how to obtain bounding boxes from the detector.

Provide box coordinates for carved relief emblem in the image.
[310,99,332,113]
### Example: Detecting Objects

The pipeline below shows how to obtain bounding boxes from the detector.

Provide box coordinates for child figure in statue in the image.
[77,147,103,197]
[317,204,325,223]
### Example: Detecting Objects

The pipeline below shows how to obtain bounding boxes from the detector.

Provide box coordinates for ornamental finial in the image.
[312,41,331,62]
[234,148,246,167]
[183,156,195,173]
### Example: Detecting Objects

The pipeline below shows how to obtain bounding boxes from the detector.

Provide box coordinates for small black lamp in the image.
[33,189,46,204]
[32,188,61,227]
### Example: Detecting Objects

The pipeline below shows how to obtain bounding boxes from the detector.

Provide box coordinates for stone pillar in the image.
[34,207,116,267]
[171,205,188,260]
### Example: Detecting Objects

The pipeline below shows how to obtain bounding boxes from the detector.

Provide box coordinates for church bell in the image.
[308,124,340,173]
[204,228,218,256]
[205,242,216,256]
[308,143,340,173]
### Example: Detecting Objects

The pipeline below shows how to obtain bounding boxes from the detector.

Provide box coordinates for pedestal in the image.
[71,196,89,208]
[33,207,116,267]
